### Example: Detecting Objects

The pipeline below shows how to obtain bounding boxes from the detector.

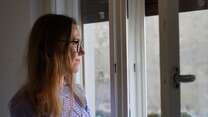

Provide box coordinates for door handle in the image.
[174,68,196,88]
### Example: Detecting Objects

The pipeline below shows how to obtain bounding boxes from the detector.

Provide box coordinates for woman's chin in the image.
[73,69,78,73]
[72,66,80,73]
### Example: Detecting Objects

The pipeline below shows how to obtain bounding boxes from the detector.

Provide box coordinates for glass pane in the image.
[145,16,161,116]
[179,10,208,117]
[83,22,111,117]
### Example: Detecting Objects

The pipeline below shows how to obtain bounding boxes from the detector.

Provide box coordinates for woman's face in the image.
[70,24,84,73]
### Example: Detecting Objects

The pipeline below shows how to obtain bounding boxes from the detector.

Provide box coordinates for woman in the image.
[9,14,90,117]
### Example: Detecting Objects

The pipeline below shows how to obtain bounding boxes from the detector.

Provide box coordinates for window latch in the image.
[174,67,196,88]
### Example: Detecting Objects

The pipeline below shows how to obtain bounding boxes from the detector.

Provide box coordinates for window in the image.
[145,15,161,116]
[145,1,208,116]
[83,22,111,117]
[52,0,208,117]
[179,10,208,117]
[81,1,110,117]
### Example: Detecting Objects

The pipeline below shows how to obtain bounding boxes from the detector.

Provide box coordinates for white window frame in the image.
[127,0,147,116]
[109,0,147,116]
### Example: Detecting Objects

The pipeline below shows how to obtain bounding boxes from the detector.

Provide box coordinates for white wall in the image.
[0,0,50,116]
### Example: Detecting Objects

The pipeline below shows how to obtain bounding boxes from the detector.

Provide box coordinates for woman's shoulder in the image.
[9,88,35,117]
[62,84,87,106]
[74,84,88,106]
[62,84,85,96]
[74,84,86,95]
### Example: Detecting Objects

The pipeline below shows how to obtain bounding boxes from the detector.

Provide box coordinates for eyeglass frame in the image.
[58,38,83,53]
[69,39,83,53]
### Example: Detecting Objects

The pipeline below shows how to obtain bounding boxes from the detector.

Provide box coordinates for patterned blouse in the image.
[9,85,91,117]
[60,85,90,117]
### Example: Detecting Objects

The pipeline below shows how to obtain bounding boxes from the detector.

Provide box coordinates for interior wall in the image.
[0,0,50,116]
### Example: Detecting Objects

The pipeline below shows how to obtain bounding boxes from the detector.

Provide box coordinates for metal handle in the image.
[174,68,196,88]
[175,74,195,83]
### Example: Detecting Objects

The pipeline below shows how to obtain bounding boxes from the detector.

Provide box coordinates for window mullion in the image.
[109,0,128,117]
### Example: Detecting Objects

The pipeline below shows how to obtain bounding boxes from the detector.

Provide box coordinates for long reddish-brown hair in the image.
[22,14,83,117]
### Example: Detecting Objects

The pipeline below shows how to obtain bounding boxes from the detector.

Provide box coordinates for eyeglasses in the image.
[58,38,84,53]
[69,39,83,53]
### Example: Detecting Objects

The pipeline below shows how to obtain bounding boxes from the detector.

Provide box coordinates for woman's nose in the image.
[78,47,85,56]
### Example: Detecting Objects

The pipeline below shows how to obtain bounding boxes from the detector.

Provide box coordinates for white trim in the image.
[127,0,147,116]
